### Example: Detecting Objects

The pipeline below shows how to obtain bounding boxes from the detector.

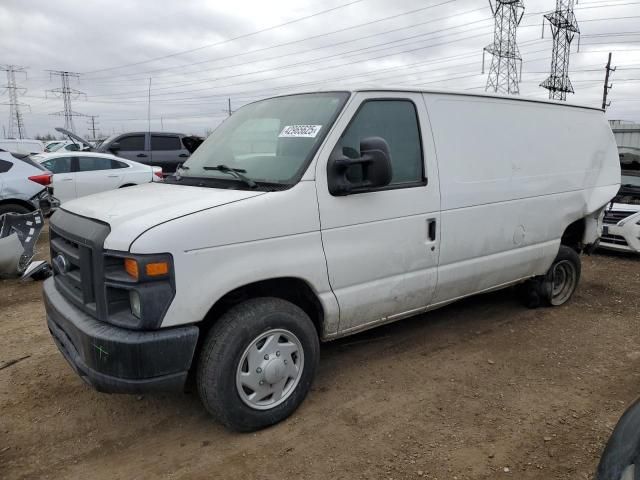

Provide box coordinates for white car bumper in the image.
[600,207,640,253]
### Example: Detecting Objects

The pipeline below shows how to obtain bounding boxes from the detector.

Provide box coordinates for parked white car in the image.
[0,150,56,215]
[43,88,620,432]
[600,169,640,253]
[34,152,163,203]
[46,140,86,153]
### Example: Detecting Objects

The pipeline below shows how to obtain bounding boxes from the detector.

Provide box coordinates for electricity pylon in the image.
[482,0,525,95]
[540,0,580,101]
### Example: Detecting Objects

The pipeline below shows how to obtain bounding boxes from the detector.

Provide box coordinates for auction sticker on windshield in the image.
[279,125,322,138]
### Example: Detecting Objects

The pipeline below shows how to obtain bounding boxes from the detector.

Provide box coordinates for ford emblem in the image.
[52,254,69,275]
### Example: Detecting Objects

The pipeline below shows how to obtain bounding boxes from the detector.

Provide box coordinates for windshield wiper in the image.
[203,164,257,188]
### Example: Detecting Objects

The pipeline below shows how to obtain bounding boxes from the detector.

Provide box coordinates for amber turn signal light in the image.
[145,262,169,277]
[124,258,139,280]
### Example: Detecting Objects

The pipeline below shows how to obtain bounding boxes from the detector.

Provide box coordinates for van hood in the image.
[60,183,264,250]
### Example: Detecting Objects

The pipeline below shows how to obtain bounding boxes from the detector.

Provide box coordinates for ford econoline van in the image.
[43,88,621,431]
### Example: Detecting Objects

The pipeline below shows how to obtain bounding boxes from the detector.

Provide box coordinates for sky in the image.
[1,0,639,139]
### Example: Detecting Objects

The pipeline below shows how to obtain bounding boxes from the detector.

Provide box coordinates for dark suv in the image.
[56,128,196,174]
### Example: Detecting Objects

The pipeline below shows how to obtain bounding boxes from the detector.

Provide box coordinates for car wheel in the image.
[596,399,640,480]
[0,203,31,216]
[516,245,581,308]
[197,297,320,432]
[543,245,581,306]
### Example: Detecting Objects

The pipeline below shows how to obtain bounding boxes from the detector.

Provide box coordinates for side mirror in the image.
[109,142,121,153]
[327,137,393,196]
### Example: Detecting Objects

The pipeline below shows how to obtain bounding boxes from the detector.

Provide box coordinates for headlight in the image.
[103,252,175,330]
[129,290,142,318]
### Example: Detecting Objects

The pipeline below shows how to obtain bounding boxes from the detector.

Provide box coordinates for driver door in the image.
[315,92,441,334]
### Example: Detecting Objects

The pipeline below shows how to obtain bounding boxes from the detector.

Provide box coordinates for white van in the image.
[43,88,620,432]
[0,139,44,155]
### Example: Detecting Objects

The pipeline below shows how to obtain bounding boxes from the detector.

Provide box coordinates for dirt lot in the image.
[1,229,640,480]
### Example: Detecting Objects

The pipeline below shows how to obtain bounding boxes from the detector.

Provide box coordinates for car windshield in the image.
[179,92,349,186]
[48,142,65,152]
[621,172,640,188]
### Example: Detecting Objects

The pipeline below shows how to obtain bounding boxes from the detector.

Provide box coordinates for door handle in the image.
[427,219,437,242]
[179,153,189,158]
[137,153,148,158]
[107,174,119,178]
[61,178,73,182]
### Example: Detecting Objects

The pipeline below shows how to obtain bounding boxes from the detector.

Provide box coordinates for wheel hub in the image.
[235,328,305,410]
[263,357,286,384]
[549,259,577,306]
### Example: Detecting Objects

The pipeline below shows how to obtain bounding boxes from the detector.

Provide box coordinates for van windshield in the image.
[175,92,349,188]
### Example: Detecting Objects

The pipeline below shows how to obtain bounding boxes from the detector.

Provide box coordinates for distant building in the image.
[609,120,640,169]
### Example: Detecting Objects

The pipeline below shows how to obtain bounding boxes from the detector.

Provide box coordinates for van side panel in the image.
[424,94,620,303]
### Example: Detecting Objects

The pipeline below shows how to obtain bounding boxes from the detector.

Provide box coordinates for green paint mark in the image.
[92,343,109,361]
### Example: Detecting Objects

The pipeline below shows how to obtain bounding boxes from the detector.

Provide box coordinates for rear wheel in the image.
[544,246,581,306]
[197,297,319,432]
[517,245,581,308]
[0,203,31,216]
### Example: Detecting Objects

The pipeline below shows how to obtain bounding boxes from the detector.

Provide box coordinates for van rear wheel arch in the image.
[561,218,586,253]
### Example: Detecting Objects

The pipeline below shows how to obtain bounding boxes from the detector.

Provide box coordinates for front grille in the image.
[600,233,628,246]
[603,210,632,225]
[50,231,98,316]
[49,210,110,321]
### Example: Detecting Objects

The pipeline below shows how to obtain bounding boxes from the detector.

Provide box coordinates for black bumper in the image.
[43,278,199,394]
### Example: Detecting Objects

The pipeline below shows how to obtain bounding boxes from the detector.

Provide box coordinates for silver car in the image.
[0,150,57,216]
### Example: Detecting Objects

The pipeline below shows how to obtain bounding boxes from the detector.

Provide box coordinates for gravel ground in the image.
[1,229,639,480]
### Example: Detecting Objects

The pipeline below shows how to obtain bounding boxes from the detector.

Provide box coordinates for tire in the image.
[197,297,320,432]
[517,245,581,308]
[0,203,31,216]
[543,245,581,306]
[596,398,640,480]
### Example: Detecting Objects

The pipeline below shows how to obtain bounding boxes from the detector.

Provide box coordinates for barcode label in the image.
[279,125,322,138]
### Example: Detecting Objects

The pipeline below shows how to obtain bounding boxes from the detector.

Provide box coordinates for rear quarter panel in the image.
[424,93,620,302]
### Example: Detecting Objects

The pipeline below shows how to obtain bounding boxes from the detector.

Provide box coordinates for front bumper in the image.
[44,278,199,394]
[600,222,640,253]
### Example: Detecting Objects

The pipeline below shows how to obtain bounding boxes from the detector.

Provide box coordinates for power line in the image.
[72,14,640,104]
[82,2,640,85]
[82,0,366,75]
[46,71,86,133]
[0,65,29,139]
[85,1,483,85]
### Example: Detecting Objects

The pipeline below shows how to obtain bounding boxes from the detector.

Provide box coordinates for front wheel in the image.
[197,297,319,432]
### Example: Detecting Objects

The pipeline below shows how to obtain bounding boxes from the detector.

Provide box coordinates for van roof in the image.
[267,86,604,112]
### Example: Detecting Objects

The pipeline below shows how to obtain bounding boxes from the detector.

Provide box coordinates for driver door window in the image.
[339,100,424,186]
